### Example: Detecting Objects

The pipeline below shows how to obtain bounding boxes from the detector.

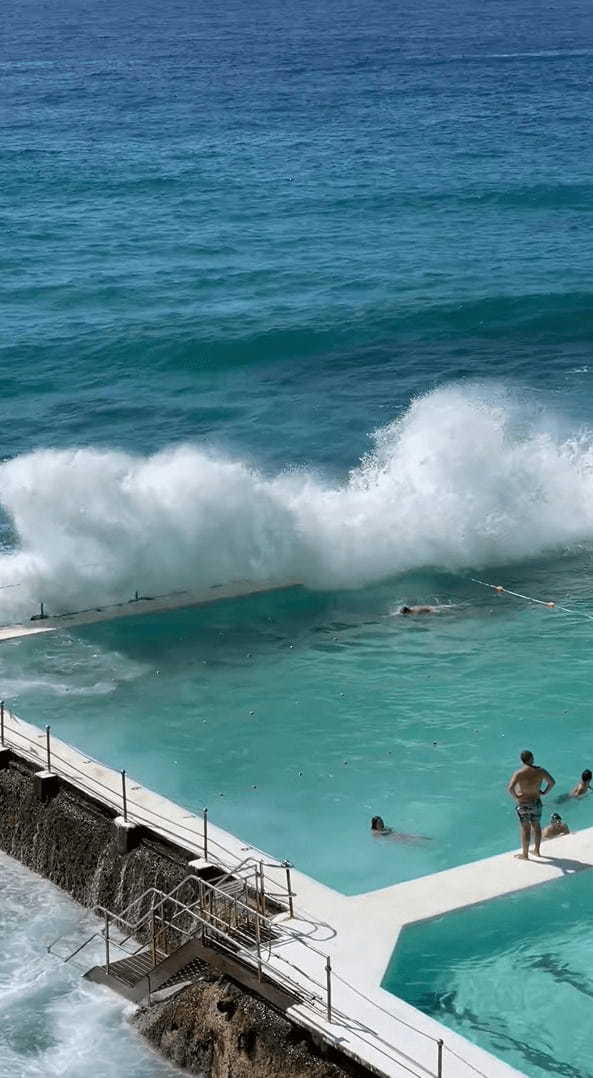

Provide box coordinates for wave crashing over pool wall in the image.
[1,383,593,618]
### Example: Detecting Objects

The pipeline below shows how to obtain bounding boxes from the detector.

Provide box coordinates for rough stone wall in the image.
[0,757,192,914]
[134,976,369,1078]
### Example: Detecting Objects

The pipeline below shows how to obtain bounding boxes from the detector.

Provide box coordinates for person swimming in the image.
[542,812,570,840]
[370,816,430,843]
[571,769,592,797]
[399,605,436,616]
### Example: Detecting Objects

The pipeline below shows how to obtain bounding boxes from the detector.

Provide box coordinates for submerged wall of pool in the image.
[383,871,593,1078]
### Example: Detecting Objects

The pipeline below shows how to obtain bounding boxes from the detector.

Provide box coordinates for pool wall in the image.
[0,705,527,1078]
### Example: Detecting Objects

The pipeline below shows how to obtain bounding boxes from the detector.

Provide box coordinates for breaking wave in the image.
[1,384,593,619]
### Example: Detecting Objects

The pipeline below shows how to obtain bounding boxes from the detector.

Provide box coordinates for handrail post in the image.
[284,861,294,918]
[45,725,51,772]
[1,700,4,747]
[437,1039,443,1078]
[255,906,262,982]
[203,807,208,858]
[105,912,110,973]
[121,769,128,822]
[199,879,206,944]
[259,859,265,914]
[326,956,332,1022]
[151,906,157,967]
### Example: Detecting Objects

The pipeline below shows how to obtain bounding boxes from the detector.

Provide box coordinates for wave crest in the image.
[1,384,592,618]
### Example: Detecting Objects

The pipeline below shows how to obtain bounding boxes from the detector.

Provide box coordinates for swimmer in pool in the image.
[570,769,592,797]
[399,605,436,616]
[370,816,430,844]
[542,813,570,840]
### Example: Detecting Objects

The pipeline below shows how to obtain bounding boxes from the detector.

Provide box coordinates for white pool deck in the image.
[0,579,300,643]
[6,709,589,1078]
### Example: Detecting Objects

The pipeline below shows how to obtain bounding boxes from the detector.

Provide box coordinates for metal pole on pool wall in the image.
[121,769,128,822]
[437,1038,443,1078]
[1,700,4,747]
[325,956,332,1022]
[45,725,51,772]
[203,807,208,859]
[283,861,294,918]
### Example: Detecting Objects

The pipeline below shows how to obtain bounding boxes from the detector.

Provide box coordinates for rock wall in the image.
[134,975,369,1078]
[0,756,190,913]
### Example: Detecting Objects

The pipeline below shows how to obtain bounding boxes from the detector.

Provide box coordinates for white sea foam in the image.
[0,384,592,619]
[0,853,177,1078]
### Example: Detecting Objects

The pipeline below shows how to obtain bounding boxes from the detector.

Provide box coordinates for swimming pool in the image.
[383,870,593,1078]
[2,568,593,896]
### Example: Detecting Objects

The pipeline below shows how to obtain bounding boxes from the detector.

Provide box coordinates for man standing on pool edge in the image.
[507,750,555,860]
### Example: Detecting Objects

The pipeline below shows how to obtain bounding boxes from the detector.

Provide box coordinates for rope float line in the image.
[471,577,593,622]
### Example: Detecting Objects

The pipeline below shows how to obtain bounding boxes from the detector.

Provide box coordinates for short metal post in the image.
[134,591,139,601]
[437,1039,443,1078]
[203,807,208,859]
[121,769,128,822]
[40,601,45,619]
[1,701,4,747]
[105,912,111,973]
[284,862,294,918]
[326,956,332,1022]
[45,725,51,772]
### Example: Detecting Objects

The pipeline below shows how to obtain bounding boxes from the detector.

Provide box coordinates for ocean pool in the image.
[2,562,593,896]
[383,869,593,1078]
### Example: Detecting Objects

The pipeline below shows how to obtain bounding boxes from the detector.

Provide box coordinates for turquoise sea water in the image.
[4,0,593,1072]
[384,871,593,1078]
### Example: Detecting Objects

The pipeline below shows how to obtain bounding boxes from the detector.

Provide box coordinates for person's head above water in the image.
[371,816,385,831]
[582,770,592,783]
[520,749,534,765]
[400,606,412,615]
[550,813,562,823]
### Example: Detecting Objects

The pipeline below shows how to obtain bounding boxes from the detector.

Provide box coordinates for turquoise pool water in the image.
[384,870,593,1078]
[4,560,593,896]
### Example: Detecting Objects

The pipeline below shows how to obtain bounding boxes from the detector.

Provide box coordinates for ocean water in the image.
[4,0,593,1073]
[384,870,593,1078]
[0,852,178,1078]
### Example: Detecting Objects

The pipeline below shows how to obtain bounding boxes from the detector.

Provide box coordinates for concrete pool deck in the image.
[6,706,582,1078]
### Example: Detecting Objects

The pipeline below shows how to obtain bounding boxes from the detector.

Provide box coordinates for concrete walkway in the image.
[2,707,556,1078]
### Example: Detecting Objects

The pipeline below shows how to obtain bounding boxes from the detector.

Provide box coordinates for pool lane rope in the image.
[470,577,593,622]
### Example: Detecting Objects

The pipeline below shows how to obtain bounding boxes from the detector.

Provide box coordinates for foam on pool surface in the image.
[383,870,593,1078]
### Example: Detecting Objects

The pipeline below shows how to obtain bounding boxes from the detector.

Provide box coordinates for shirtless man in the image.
[507,750,555,860]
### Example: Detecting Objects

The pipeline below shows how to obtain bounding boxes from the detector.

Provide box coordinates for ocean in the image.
[3,0,593,1074]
